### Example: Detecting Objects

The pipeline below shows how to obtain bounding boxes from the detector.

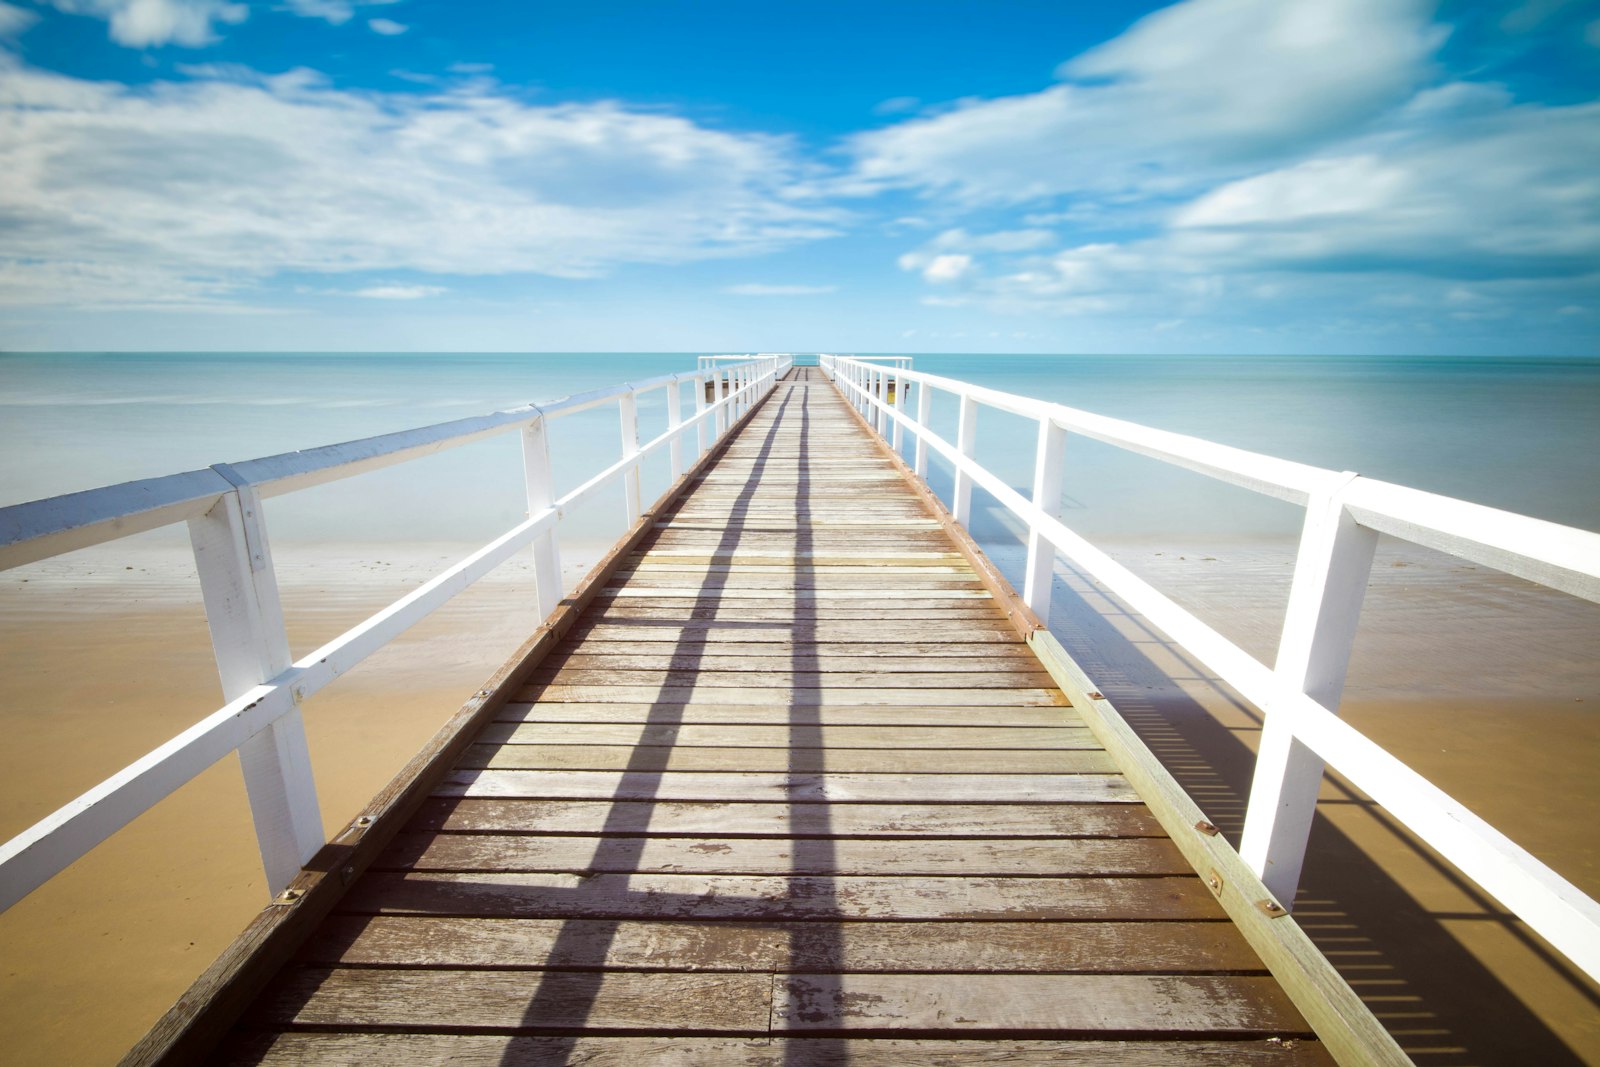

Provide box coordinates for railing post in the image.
[619,391,642,523]
[521,414,564,620]
[666,379,684,480]
[874,368,886,435]
[891,369,906,453]
[188,471,322,896]
[715,372,728,437]
[693,372,709,456]
[953,392,978,525]
[914,373,932,478]
[1240,473,1377,906]
[1023,418,1068,619]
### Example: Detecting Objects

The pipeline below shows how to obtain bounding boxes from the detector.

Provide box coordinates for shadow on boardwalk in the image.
[1042,556,1596,1067]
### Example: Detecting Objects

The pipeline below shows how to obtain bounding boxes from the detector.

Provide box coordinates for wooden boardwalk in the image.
[205,369,1335,1064]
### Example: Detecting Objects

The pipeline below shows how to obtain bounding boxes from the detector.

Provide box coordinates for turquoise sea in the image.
[2,352,1597,556]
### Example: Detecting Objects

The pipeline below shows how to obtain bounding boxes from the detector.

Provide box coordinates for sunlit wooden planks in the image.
[211,366,1333,1065]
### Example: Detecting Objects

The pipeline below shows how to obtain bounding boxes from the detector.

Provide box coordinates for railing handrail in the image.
[820,353,1600,984]
[0,355,792,913]
[3,365,745,572]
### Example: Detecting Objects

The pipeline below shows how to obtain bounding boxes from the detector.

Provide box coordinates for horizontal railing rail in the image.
[0,355,791,912]
[820,353,1600,984]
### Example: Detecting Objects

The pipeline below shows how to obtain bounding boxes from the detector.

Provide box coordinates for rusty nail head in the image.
[1257,898,1287,918]
[1086,691,1104,700]
[1194,820,1219,837]
[1206,869,1224,895]
[271,888,304,906]
[355,815,374,828]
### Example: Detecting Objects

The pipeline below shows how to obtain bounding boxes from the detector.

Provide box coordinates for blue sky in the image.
[0,0,1596,353]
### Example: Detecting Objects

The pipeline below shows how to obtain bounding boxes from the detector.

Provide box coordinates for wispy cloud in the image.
[0,2,38,37]
[846,0,1441,204]
[367,16,405,35]
[43,0,247,48]
[0,61,841,307]
[352,284,445,299]
[862,0,1599,332]
[723,283,837,296]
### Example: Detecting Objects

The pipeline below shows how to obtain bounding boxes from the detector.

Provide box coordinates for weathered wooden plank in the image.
[341,872,1228,921]
[221,1033,1338,1066]
[437,770,1138,803]
[542,649,1043,670]
[523,668,1059,690]
[570,619,1020,638]
[515,685,1068,707]
[456,745,1114,774]
[378,833,1190,876]
[619,564,972,575]
[407,799,1165,838]
[608,574,990,590]
[773,974,1310,1034]
[475,723,1097,749]
[595,588,994,601]
[252,967,771,1031]
[583,605,1012,621]
[494,703,1075,727]
[302,916,1260,972]
[627,551,967,564]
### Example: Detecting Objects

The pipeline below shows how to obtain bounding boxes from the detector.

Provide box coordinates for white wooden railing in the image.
[0,355,790,912]
[821,353,1600,983]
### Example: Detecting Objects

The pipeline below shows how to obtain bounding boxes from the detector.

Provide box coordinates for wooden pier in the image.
[125,368,1348,1065]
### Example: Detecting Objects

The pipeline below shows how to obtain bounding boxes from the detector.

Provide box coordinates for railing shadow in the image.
[481,381,804,1063]
[783,378,848,1064]
[1040,552,1591,1067]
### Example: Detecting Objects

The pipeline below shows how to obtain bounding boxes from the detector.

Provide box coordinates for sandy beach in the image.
[0,533,1596,1064]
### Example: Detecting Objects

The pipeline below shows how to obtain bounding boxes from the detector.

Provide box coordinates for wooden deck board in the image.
[206,366,1332,1062]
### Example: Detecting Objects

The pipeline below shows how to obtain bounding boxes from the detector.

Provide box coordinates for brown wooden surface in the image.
[207,366,1335,1063]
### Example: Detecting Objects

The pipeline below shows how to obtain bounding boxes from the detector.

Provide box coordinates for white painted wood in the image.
[953,391,978,526]
[1345,477,1600,604]
[618,391,642,525]
[693,372,709,456]
[1240,475,1377,906]
[666,381,684,480]
[521,416,565,620]
[0,468,229,571]
[187,479,322,896]
[914,371,932,478]
[892,368,906,453]
[1023,419,1068,620]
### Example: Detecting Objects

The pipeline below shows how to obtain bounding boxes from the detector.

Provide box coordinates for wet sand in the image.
[1,535,1597,1064]
[0,539,604,1066]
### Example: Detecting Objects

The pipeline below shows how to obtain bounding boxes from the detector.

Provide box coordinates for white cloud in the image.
[353,284,444,299]
[723,283,837,296]
[282,0,354,24]
[872,96,920,116]
[280,0,399,26]
[932,228,1055,253]
[0,2,38,37]
[0,62,842,307]
[1170,99,1600,280]
[920,254,974,284]
[846,0,1440,204]
[44,0,247,47]
[367,16,405,35]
